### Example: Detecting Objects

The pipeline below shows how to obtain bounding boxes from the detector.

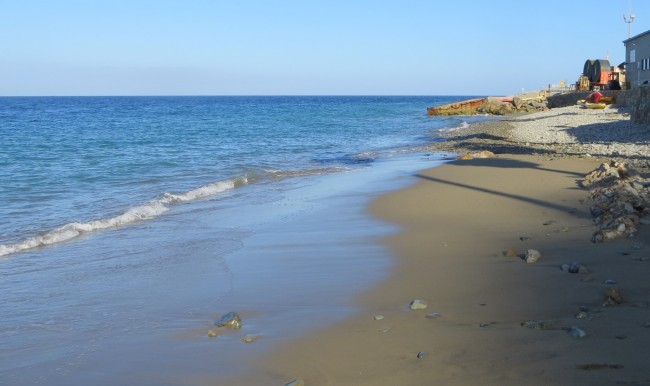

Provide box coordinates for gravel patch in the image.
[429,105,650,173]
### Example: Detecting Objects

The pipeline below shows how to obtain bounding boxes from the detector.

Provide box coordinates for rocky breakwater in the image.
[427,94,548,116]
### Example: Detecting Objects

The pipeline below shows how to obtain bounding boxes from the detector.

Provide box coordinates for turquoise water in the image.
[0,96,474,253]
[0,96,482,384]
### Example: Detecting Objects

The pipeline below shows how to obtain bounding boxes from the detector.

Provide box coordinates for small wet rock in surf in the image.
[242,334,260,343]
[214,311,242,329]
[207,329,220,338]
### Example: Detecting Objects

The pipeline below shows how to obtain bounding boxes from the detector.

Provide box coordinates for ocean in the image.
[0,96,484,384]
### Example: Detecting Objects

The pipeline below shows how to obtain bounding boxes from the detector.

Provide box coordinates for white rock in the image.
[409,300,428,310]
[525,249,542,263]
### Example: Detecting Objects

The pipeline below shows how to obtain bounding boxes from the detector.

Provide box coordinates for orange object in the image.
[598,71,612,85]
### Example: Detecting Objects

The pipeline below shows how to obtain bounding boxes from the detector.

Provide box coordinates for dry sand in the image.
[226,107,650,385]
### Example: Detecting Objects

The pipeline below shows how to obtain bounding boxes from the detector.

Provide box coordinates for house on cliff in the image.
[624,29,650,87]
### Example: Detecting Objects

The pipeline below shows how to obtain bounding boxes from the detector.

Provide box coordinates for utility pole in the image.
[624,0,635,38]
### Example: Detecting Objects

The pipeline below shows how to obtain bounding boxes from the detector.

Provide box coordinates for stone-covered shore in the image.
[428,104,650,174]
[428,104,650,244]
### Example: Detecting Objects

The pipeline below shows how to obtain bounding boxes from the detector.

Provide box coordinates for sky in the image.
[1,0,649,96]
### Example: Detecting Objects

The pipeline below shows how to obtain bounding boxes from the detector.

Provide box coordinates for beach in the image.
[3,99,650,385]
[0,96,462,385]
[232,105,650,385]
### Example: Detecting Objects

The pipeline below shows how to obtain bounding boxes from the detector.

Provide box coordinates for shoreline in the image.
[229,105,650,385]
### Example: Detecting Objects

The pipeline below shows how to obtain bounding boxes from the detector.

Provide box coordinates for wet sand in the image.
[226,106,650,385]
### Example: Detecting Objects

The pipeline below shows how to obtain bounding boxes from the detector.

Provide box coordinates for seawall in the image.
[548,88,650,124]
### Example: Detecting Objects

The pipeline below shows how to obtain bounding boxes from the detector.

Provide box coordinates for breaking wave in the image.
[0,177,248,257]
[436,120,469,134]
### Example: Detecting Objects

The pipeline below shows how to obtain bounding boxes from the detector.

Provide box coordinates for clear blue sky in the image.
[1,0,648,96]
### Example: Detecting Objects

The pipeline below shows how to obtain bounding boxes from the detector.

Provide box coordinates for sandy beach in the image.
[228,105,650,385]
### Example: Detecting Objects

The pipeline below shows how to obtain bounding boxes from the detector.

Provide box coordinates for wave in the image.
[263,166,351,179]
[436,120,470,134]
[0,177,248,257]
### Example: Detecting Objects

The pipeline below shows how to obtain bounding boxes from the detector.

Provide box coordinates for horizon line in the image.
[0,93,491,98]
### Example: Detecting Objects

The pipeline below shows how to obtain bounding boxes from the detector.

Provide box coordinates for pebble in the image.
[504,247,518,257]
[409,300,428,310]
[575,311,588,320]
[521,320,556,330]
[207,329,220,338]
[425,312,442,319]
[417,351,427,359]
[378,326,391,333]
[215,311,242,329]
[569,326,586,338]
[606,286,625,305]
[285,380,305,386]
[561,262,589,274]
[242,334,259,343]
[373,315,384,321]
[524,249,542,263]
[604,279,618,285]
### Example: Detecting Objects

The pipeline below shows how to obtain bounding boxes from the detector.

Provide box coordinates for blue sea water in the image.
[0,96,478,255]
[0,96,483,384]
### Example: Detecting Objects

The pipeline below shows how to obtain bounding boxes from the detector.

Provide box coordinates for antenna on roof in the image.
[624,0,636,38]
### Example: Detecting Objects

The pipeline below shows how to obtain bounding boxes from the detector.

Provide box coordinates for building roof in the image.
[624,29,650,44]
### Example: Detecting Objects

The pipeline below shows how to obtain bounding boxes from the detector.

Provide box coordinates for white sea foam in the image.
[437,120,469,134]
[263,167,350,179]
[0,177,247,257]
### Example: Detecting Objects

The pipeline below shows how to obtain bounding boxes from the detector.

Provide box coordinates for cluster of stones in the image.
[207,311,259,343]
[476,98,548,116]
[458,150,495,160]
[581,160,650,242]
